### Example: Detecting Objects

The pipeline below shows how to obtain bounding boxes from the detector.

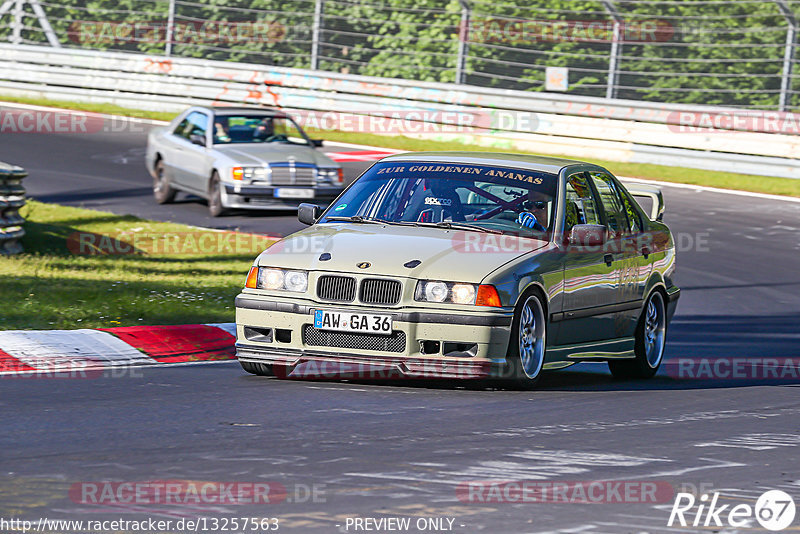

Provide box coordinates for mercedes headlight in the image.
[317,167,344,185]
[232,166,269,183]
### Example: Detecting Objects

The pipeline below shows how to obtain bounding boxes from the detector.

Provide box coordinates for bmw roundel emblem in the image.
[357,262,371,269]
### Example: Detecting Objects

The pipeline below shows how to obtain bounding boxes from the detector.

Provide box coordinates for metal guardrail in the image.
[0,161,27,255]
[0,44,798,179]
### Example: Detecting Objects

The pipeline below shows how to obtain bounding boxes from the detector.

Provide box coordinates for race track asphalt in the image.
[2,109,800,532]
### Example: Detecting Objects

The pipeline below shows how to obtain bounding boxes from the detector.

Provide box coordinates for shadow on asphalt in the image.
[235,313,800,393]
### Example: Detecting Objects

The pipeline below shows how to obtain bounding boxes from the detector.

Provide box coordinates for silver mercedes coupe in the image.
[145,106,344,216]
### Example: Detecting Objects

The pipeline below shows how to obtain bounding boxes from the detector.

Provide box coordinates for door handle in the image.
[604,253,614,266]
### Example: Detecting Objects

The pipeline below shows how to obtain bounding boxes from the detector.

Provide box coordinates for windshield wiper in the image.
[324,215,387,224]
[325,217,503,235]
[412,221,503,234]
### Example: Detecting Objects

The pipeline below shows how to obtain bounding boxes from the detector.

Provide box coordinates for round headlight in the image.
[261,268,285,290]
[284,270,308,292]
[424,281,449,302]
[450,283,476,304]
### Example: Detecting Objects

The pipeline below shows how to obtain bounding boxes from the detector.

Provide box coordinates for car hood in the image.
[214,144,337,167]
[256,224,548,282]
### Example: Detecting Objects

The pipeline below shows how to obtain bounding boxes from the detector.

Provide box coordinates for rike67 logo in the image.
[668,490,796,531]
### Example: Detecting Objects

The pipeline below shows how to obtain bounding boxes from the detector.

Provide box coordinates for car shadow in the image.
[257,313,800,392]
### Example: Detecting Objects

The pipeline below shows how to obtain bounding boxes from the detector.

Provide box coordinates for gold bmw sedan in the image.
[234,152,680,386]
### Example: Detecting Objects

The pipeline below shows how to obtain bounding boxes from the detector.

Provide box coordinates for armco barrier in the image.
[0,44,798,178]
[0,161,26,255]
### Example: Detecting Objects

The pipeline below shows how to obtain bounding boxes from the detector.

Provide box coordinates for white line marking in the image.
[620,176,800,204]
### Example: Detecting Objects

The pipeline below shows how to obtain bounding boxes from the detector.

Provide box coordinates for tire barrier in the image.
[0,161,27,255]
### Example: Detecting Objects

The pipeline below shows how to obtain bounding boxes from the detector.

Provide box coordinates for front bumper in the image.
[235,295,514,380]
[223,184,342,210]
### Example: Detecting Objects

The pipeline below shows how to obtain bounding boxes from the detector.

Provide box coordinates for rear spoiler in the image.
[625,182,664,221]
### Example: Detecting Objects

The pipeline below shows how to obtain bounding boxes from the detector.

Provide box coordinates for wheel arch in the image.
[640,278,668,319]
[505,281,549,357]
[514,281,549,318]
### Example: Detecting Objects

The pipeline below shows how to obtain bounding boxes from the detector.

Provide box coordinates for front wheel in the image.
[208,172,226,217]
[507,293,547,387]
[609,290,666,379]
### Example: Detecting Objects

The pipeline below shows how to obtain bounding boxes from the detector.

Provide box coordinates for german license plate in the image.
[274,188,314,199]
[313,310,393,335]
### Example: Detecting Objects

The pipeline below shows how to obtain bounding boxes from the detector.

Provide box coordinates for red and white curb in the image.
[0,323,237,376]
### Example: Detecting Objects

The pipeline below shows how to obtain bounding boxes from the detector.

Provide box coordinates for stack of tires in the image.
[0,161,27,255]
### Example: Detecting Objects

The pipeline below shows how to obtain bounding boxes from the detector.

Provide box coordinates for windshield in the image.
[212,115,309,145]
[319,161,558,238]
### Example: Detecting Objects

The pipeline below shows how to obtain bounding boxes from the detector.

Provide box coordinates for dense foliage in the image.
[2,0,798,109]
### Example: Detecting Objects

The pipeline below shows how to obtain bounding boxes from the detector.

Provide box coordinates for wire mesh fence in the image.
[1,0,800,111]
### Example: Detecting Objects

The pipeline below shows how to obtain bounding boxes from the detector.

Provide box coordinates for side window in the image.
[565,173,601,232]
[618,188,643,233]
[589,172,630,236]
[172,117,191,138]
[174,112,208,141]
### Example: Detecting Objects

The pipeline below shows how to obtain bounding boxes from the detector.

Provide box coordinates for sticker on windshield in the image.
[424,197,453,206]
[334,203,348,211]
[375,163,545,185]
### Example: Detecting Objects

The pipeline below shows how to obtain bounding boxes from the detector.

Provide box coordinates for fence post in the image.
[310,0,323,70]
[602,0,622,100]
[27,0,60,47]
[10,0,22,44]
[165,0,176,56]
[455,0,470,84]
[776,0,797,111]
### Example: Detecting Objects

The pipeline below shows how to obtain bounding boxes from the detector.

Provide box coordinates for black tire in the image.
[240,360,274,376]
[505,292,547,388]
[208,171,226,217]
[609,290,667,379]
[152,159,176,204]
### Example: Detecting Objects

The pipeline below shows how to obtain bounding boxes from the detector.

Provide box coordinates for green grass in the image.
[3,94,800,197]
[0,94,176,122]
[307,129,800,197]
[0,201,272,330]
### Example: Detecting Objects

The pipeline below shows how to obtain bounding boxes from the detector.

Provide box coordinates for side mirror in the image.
[569,224,607,247]
[311,139,324,148]
[298,203,321,225]
[189,133,206,147]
